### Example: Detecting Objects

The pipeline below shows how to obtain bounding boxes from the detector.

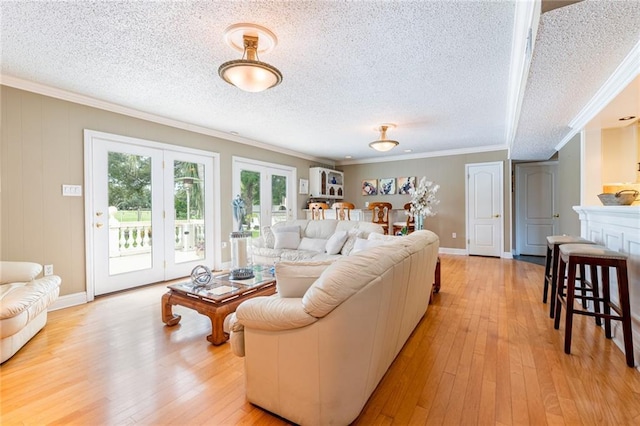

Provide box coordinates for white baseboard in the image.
[49,292,88,311]
[438,248,467,256]
[502,251,514,259]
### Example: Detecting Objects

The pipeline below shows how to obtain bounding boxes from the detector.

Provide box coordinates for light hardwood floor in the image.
[1,255,639,425]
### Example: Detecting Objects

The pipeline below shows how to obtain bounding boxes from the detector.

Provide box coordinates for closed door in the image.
[85,130,215,297]
[466,162,503,257]
[515,163,558,256]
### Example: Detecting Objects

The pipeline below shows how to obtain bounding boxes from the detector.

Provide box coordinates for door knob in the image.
[96,223,104,228]
[96,212,103,217]
[553,214,560,218]
[493,214,500,218]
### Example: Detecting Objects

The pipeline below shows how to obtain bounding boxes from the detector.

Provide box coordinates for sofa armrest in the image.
[235,296,318,331]
[0,262,43,285]
[0,275,61,319]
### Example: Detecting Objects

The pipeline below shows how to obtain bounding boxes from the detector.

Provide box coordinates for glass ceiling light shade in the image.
[369,124,399,152]
[218,24,282,93]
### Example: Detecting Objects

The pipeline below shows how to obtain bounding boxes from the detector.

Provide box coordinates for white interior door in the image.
[515,162,559,256]
[466,162,503,257]
[85,130,217,297]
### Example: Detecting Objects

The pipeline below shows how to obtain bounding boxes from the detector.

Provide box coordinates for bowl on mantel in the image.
[602,184,640,206]
[597,190,639,206]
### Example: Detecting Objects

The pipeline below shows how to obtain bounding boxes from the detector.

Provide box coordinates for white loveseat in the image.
[252,219,384,264]
[230,230,440,425]
[1,261,61,363]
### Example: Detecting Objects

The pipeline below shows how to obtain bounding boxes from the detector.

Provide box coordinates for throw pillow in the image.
[298,237,329,253]
[340,229,364,256]
[351,237,386,254]
[276,260,334,297]
[273,226,301,249]
[262,226,275,248]
[325,230,348,255]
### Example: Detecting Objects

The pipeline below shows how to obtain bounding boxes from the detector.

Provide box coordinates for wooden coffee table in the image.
[161,268,276,345]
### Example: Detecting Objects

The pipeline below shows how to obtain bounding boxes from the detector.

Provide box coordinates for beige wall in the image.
[557,134,581,236]
[1,86,318,296]
[341,150,511,251]
[601,124,638,184]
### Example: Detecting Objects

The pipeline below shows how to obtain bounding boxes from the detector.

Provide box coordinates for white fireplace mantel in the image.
[573,205,640,369]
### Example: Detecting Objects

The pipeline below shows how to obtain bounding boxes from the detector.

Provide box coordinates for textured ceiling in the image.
[514,0,640,160]
[1,1,638,163]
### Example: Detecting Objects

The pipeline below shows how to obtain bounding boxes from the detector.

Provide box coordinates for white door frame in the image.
[465,161,505,258]
[84,130,221,301]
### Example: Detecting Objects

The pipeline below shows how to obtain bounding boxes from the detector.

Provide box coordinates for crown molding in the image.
[0,74,334,166]
[555,38,640,152]
[504,0,541,151]
[336,144,508,166]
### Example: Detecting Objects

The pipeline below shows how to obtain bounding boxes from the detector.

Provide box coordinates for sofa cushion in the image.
[325,230,348,255]
[340,229,364,255]
[351,237,387,254]
[276,260,334,297]
[304,220,339,239]
[280,250,320,262]
[297,237,328,253]
[262,226,276,249]
[0,262,43,285]
[273,226,301,249]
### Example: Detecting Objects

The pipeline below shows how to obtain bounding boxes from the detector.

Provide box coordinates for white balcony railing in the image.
[109,219,205,258]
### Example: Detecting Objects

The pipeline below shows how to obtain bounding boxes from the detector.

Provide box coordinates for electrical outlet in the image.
[44,264,54,276]
[452,232,457,238]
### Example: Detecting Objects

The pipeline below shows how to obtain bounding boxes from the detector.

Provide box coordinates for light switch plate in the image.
[62,184,82,197]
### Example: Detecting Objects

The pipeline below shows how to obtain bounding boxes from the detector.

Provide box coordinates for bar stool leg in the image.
[554,256,566,330]
[543,245,552,303]
[589,264,602,326]
[601,266,612,339]
[550,244,561,318]
[616,264,635,367]
[563,258,577,355]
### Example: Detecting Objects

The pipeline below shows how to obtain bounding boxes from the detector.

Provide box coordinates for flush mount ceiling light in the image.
[369,124,399,152]
[218,23,283,93]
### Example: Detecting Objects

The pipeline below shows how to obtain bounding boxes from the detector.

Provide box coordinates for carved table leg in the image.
[161,292,181,326]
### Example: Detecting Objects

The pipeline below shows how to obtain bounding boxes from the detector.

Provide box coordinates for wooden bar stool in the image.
[543,235,594,318]
[553,243,634,368]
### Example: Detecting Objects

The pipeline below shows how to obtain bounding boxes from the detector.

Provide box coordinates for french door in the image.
[85,130,217,297]
[232,157,296,235]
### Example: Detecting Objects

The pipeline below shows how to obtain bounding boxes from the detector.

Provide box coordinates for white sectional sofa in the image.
[252,219,384,264]
[1,261,61,363]
[230,230,440,425]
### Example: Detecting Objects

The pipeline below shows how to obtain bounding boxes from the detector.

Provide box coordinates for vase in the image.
[415,215,424,231]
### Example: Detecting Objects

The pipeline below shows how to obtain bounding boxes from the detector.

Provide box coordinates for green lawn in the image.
[113,210,152,222]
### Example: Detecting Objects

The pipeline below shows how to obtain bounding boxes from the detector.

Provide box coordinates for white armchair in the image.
[1,261,61,363]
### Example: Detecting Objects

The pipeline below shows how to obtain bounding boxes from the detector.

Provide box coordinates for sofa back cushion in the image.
[304,220,339,239]
[0,262,43,285]
[276,260,334,298]
[297,237,328,253]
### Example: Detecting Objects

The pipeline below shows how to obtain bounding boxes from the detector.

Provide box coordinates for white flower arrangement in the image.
[409,177,440,218]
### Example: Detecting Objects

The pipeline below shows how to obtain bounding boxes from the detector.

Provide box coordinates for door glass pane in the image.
[272,174,288,225]
[174,160,205,264]
[108,152,152,275]
[240,170,261,236]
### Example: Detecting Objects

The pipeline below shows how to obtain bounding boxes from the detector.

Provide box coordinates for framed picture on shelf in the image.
[397,176,415,194]
[362,179,378,196]
[379,178,396,195]
[299,178,309,195]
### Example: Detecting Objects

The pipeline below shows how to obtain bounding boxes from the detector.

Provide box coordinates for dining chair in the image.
[368,202,393,234]
[333,202,355,220]
[392,203,415,235]
[308,202,329,220]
